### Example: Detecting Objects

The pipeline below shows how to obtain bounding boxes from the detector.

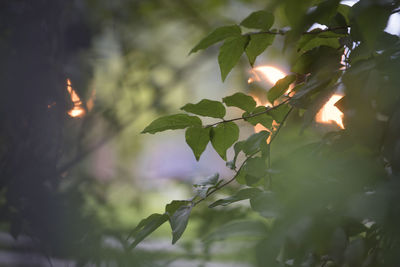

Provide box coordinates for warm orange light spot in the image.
[249,66,286,85]
[66,78,86,118]
[86,89,96,111]
[316,94,345,129]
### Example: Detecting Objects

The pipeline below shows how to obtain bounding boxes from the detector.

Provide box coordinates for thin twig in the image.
[245,25,350,37]
[194,106,294,206]
[193,149,259,206]
[205,98,291,128]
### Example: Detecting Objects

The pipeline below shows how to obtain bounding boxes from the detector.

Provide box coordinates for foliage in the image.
[137,0,400,266]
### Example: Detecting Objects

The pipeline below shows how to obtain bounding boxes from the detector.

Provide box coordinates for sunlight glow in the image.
[67,78,86,118]
[316,94,345,129]
[248,66,286,85]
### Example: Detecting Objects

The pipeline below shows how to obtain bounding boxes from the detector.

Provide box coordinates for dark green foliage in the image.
[246,34,275,66]
[218,35,249,81]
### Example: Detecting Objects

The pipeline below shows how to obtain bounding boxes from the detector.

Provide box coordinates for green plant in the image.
[134,1,400,265]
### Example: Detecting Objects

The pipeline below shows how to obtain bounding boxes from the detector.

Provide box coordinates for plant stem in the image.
[205,98,290,128]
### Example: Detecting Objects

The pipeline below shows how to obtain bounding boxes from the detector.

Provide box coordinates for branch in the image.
[205,98,291,128]
[194,106,294,206]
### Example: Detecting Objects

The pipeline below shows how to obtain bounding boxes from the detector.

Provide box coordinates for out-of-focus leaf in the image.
[190,25,241,54]
[243,131,270,156]
[240,10,274,30]
[243,157,268,178]
[198,173,220,186]
[268,74,296,103]
[170,205,193,244]
[185,126,210,161]
[210,122,240,160]
[209,188,262,208]
[129,213,169,249]
[250,191,278,218]
[181,99,226,118]
[338,4,351,25]
[243,106,274,129]
[204,219,268,242]
[218,35,249,81]
[245,33,275,66]
[292,46,342,74]
[350,2,391,49]
[223,92,256,112]
[142,114,201,134]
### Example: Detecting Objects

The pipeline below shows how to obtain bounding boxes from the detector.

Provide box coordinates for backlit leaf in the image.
[245,33,275,66]
[267,74,296,103]
[218,35,249,81]
[240,10,274,30]
[142,114,202,134]
[181,99,226,118]
[190,25,241,54]
[223,92,256,112]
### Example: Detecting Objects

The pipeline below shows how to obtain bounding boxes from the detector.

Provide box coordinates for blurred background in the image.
[1,0,399,266]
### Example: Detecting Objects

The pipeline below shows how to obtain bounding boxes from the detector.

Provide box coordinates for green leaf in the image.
[297,33,342,53]
[204,219,268,242]
[165,200,191,217]
[181,99,226,118]
[142,114,202,134]
[351,3,391,49]
[169,204,193,244]
[245,34,275,66]
[185,126,210,161]
[268,104,291,123]
[243,106,273,129]
[240,10,274,30]
[267,74,296,103]
[243,131,270,156]
[209,188,262,208]
[338,4,351,25]
[218,35,249,81]
[222,92,257,112]
[190,25,241,54]
[210,122,240,160]
[129,213,169,249]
